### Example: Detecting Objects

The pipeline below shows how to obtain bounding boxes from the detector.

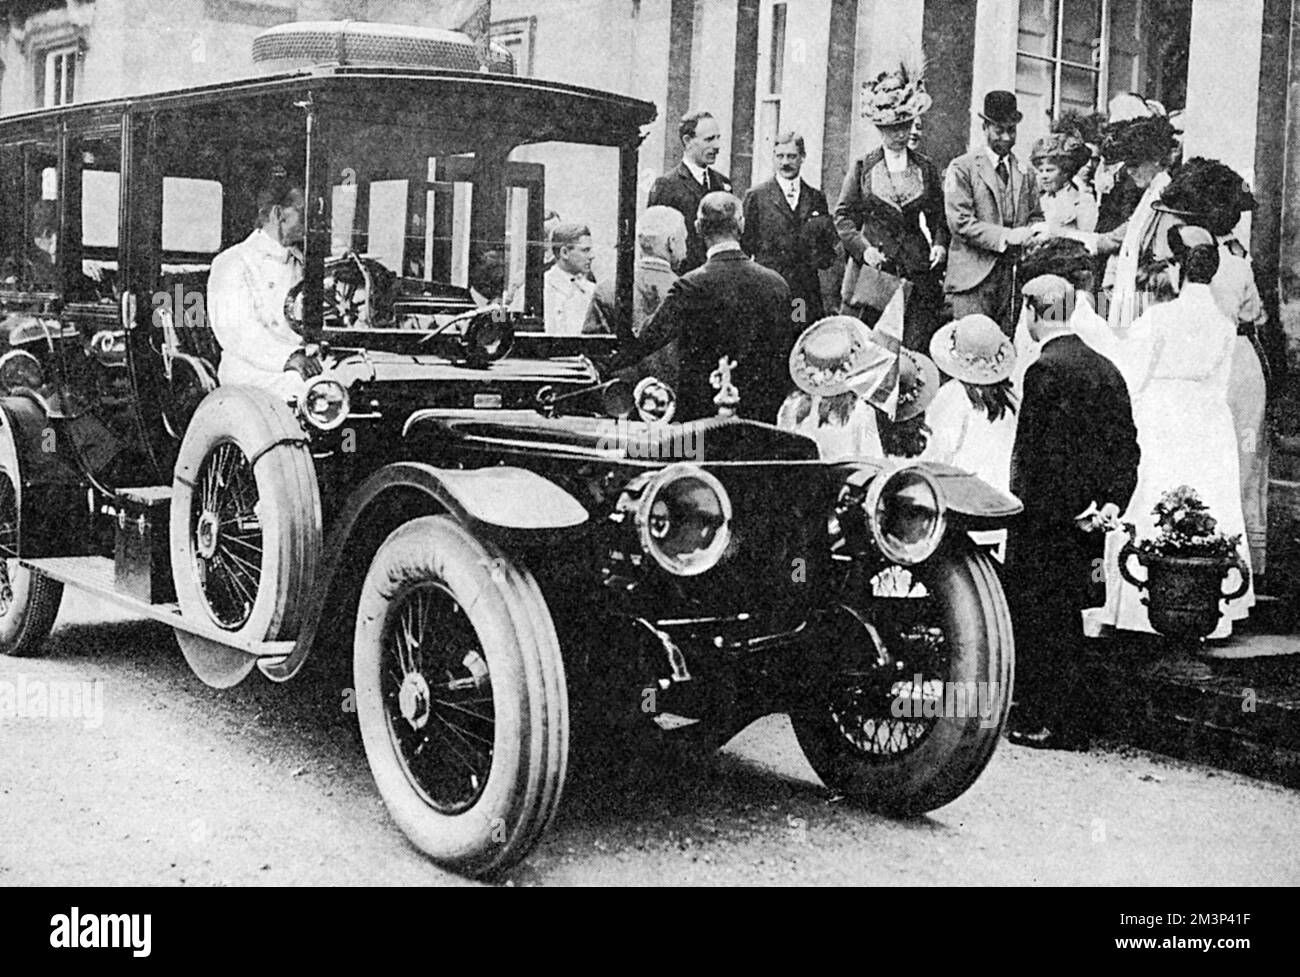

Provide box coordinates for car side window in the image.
[0,140,60,295]
[65,132,122,303]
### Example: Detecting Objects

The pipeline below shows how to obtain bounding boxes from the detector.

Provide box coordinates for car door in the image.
[54,121,165,489]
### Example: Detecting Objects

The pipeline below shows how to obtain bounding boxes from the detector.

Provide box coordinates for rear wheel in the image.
[0,475,62,658]
[792,548,1013,815]
[353,515,568,878]
[0,412,62,657]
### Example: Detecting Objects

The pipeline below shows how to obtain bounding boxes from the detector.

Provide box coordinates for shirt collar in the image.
[776,173,800,193]
[986,146,1011,171]
[250,227,297,264]
[706,240,743,259]
[638,255,674,273]
[682,158,708,186]
[547,264,591,287]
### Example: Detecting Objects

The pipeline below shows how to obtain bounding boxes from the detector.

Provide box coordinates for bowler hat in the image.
[980,91,1022,126]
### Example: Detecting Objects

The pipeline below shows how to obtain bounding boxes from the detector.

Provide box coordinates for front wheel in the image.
[792,548,1014,815]
[353,515,568,878]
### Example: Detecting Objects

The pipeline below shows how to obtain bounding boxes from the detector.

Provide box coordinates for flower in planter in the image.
[1126,485,1242,560]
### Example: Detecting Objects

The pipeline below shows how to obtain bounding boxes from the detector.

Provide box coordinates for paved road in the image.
[3,596,1298,887]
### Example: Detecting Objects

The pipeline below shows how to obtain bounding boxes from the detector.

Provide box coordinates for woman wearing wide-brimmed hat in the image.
[1094,114,1178,330]
[777,315,938,461]
[834,60,949,352]
[1152,157,1270,576]
[923,314,1018,555]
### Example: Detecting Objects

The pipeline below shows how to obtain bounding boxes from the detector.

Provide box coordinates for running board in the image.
[21,556,296,660]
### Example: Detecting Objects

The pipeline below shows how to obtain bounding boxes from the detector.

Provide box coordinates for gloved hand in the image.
[284,346,323,379]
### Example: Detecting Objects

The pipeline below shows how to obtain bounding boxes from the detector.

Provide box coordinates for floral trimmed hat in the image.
[789,315,881,396]
[1029,132,1091,178]
[929,314,1016,386]
[862,61,932,127]
[894,347,941,422]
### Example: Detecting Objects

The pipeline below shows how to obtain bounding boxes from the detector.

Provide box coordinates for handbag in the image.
[841,257,904,311]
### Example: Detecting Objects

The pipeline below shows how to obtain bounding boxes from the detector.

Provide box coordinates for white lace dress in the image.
[1086,283,1254,638]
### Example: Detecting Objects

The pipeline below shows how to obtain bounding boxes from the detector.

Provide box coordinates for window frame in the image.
[1016,0,1112,121]
[37,43,82,109]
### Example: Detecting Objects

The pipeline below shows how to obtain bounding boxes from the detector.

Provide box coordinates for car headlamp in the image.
[635,464,732,576]
[863,465,946,566]
[301,375,350,431]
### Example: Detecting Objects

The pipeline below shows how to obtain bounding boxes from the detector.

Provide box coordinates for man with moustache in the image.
[742,131,838,323]
[649,110,732,273]
[943,91,1045,336]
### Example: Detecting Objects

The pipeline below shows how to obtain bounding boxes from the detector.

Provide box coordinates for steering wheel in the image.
[284,251,374,332]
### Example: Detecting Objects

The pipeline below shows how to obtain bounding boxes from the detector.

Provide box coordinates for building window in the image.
[490,17,536,77]
[756,1,787,179]
[37,45,79,108]
[1016,0,1110,143]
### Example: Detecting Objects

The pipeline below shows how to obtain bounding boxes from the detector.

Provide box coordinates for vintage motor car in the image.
[0,23,1018,878]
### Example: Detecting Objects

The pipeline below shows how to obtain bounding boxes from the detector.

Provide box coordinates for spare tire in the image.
[170,386,321,687]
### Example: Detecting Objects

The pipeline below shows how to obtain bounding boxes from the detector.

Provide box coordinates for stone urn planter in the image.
[1118,546,1251,639]
[1117,485,1252,641]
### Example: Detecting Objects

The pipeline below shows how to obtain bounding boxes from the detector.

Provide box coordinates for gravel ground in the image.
[2,594,1298,887]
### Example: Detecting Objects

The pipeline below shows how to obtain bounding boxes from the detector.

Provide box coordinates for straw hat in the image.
[929,314,1016,385]
[894,348,940,421]
[789,315,881,397]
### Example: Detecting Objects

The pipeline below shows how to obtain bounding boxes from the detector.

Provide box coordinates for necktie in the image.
[996,158,1010,185]
[701,169,710,192]
[785,182,797,208]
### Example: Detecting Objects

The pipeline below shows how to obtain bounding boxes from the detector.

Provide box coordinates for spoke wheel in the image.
[191,441,264,630]
[354,515,567,878]
[793,548,1014,815]
[170,386,321,688]
[0,413,63,657]
[381,581,496,815]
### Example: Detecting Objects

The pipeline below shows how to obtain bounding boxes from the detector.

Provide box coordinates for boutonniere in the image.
[810,210,822,217]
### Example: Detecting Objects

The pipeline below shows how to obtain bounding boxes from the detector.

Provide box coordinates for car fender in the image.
[259,461,587,682]
[0,395,89,557]
[833,459,1022,527]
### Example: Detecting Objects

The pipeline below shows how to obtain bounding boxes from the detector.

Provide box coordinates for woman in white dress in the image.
[1090,226,1254,638]
[924,314,1018,556]
[1152,158,1270,576]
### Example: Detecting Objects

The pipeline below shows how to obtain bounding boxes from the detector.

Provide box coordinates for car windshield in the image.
[323,106,622,339]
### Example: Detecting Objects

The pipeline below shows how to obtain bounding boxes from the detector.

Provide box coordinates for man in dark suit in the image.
[1006,274,1140,751]
[648,110,733,274]
[741,131,837,323]
[626,192,792,423]
[943,91,1045,336]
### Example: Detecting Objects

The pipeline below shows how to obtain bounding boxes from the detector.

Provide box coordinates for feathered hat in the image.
[861,59,932,127]
[1154,156,1256,235]
[1101,115,1176,165]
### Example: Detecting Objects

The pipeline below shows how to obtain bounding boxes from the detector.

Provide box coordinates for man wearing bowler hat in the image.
[943,91,1044,335]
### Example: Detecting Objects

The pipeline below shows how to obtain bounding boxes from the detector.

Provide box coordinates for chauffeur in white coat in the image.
[207,179,322,398]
